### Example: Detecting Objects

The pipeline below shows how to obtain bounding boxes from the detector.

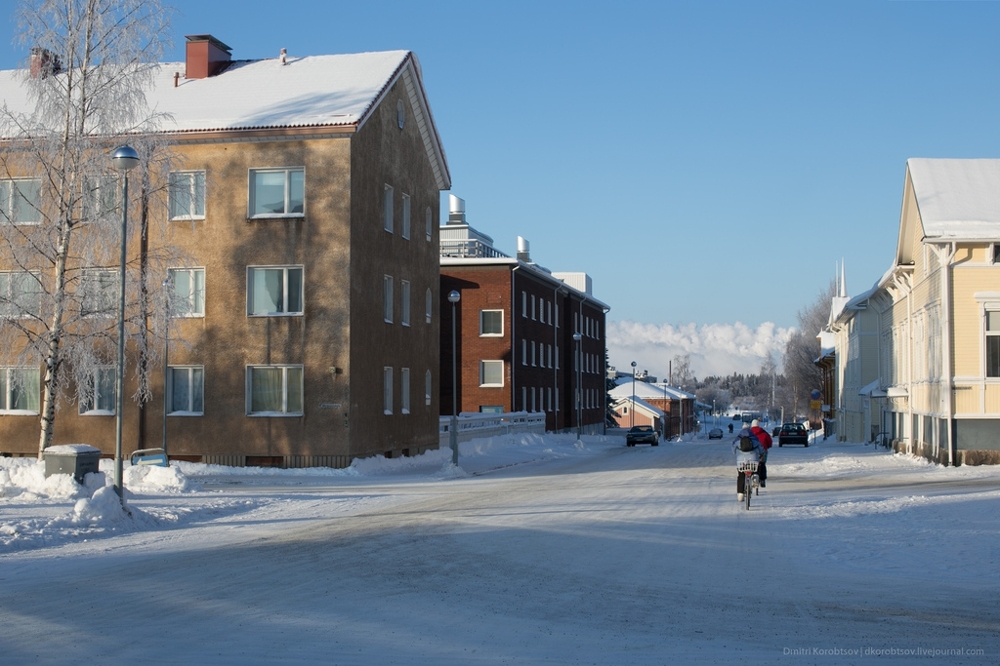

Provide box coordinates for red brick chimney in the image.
[29,47,62,79]
[184,34,232,80]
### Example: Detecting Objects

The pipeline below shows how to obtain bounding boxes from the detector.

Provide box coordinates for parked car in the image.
[708,428,724,440]
[777,423,809,447]
[625,425,659,447]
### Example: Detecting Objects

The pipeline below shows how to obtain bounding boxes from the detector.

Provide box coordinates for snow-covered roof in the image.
[611,395,664,418]
[608,381,694,401]
[908,158,1000,240]
[0,50,450,189]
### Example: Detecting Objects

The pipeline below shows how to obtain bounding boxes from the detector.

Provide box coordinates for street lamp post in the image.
[447,290,461,465]
[162,275,172,456]
[111,145,140,503]
[573,332,582,440]
[630,361,637,428]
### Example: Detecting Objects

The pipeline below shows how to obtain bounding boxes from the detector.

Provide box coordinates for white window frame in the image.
[384,275,394,323]
[401,367,410,414]
[82,175,118,222]
[168,268,205,318]
[166,365,204,416]
[0,366,40,414]
[401,280,411,327]
[0,178,42,225]
[480,309,503,337]
[383,185,394,233]
[79,268,118,319]
[169,170,206,220]
[247,265,304,316]
[79,366,116,415]
[248,167,304,218]
[384,366,393,414]
[246,365,303,416]
[0,271,41,319]
[401,193,411,240]
[480,360,504,387]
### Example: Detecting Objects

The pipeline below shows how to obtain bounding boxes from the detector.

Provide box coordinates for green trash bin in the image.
[43,444,102,484]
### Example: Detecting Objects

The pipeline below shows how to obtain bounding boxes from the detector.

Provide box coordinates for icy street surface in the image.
[1,433,998,664]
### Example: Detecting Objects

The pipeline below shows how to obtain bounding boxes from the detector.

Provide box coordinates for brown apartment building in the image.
[0,35,450,466]
[440,197,609,433]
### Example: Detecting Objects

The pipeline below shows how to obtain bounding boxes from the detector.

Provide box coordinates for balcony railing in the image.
[439,239,509,259]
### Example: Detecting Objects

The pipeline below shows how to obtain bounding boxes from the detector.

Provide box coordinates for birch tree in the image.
[0,0,178,457]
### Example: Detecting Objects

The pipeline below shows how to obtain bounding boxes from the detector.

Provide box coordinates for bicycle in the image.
[737,460,760,510]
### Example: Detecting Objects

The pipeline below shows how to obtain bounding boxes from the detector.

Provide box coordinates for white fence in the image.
[439,411,546,448]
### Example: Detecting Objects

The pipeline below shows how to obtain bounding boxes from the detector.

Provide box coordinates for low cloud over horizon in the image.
[607,320,794,381]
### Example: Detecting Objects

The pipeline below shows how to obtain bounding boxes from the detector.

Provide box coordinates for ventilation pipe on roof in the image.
[448,195,466,225]
[517,236,531,263]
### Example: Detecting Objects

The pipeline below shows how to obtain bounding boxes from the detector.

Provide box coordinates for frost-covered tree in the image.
[0,0,180,457]
[781,281,836,420]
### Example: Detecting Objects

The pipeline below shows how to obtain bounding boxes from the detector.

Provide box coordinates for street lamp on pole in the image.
[447,290,461,465]
[162,275,172,457]
[573,332,582,440]
[111,145,140,504]
[630,361,637,428]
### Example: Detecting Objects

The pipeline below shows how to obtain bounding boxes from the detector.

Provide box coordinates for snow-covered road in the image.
[1,435,998,664]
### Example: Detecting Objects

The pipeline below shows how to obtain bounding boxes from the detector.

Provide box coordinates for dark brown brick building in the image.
[440,197,609,433]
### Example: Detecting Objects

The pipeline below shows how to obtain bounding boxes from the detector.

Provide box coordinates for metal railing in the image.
[439,411,546,448]
[439,239,510,259]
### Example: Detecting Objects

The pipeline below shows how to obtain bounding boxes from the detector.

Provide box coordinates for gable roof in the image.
[0,50,450,189]
[906,158,1000,241]
[611,396,664,419]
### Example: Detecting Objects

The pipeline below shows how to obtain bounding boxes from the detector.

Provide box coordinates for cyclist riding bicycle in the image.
[749,419,772,488]
[733,426,763,502]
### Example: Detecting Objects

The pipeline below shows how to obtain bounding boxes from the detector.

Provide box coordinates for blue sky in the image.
[3,0,1000,377]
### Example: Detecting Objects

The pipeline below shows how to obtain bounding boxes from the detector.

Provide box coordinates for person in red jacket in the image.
[750,419,772,487]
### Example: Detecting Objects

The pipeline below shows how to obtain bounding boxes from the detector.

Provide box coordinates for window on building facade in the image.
[79,268,117,318]
[531,387,536,412]
[0,178,41,224]
[521,291,527,317]
[248,365,303,416]
[401,280,411,326]
[425,207,432,241]
[167,366,204,415]
[383,276,393,323]
[531,341,536,366]
[168,268,205,317]
[425,369,432,406]
[82,175,118,221]
[531,295,536,320]
[401,194,411,239]
[249,168,304,217]
[79,367,115,414]
[383,185,394,232]
[401,367,410,414]
[383,366,393,414]
[521,339,526,365]
[0,367,39,413]
[987,311,1000,377]
[480,360,503,387]
[169,171,206,220]
[480,309,503,336]
[426,288,432,324]
[0,271,41,319]
[247,266,303,316]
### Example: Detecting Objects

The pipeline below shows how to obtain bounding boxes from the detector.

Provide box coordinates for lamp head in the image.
[447,290,460,304]
[111,145,140,172]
